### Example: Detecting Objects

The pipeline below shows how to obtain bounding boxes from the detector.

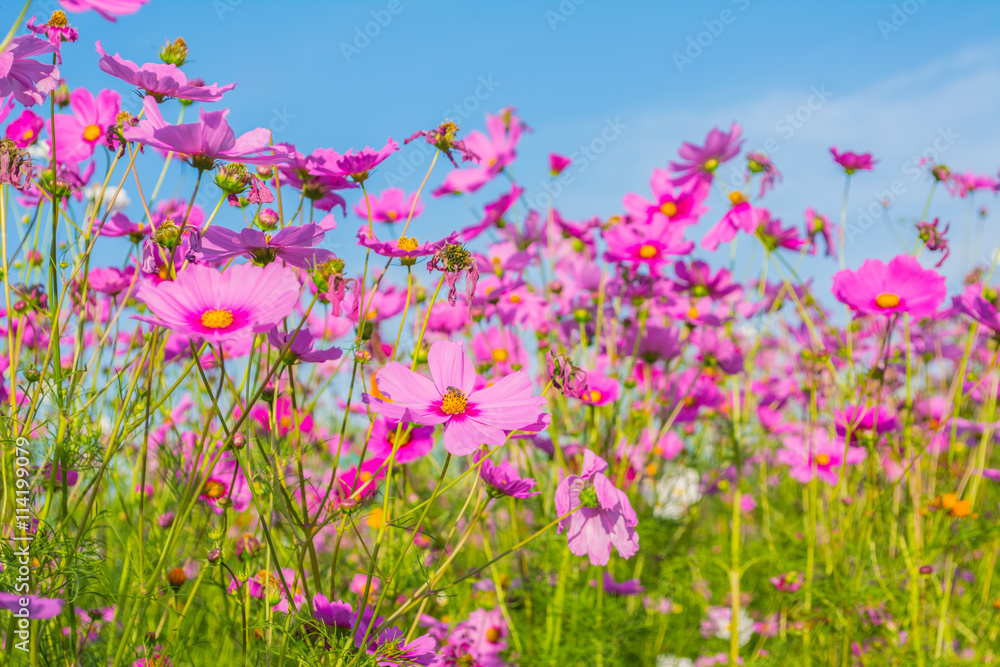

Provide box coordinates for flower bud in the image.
[167,567,187,588]
[230,432,246,450]
[159,37,188,66]
[257,208,279,230]
[207,548,222,565]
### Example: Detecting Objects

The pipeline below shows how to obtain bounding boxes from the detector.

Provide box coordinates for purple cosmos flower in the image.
[915,218,950,267]
[603,217,694,269]
[669,122,743,185]
[26,12,78,64]
[804,207,836,258]
[134,262,300,344]
[0,592,64,619]
[832,255,946,320]
[555,449,639,566]
[363,339,548,456]
[333,137,398,182]
[592,571,645,596]
[432,112,523,195]
[266,327,342,364]
[830,146,877,174]
[952,283,1000,333]
[125,97,288,169]
[0,35,60,106]
[368,419,434,465]
[96,42,234,101]
[405,120,478,167]
[747,151,781,197]
[201,223,334,269]
[475,449,539,498]
[88,265,135,296]
[771,572,803,593]
[623,168,709,228]
[312,593,353,628]
[700,197,757,252]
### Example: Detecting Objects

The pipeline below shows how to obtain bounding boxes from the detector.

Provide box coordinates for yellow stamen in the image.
[875,293,900,309]
[202,480,226,499]
[660,201,677,217]
[491,348,508,363]
[728,191,745,205]
[22,129,33,141]
[83,124,102,142]
[589,389,602,403]
[396,236,418,251]
[441,387,468,415]
[201,308,234,329]
[815,453,831,466]
[687,305,699,320]
[638,244,658,259]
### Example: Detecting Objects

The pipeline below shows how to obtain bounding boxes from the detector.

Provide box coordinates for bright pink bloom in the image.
[5,108,44,147]
[805,208,836,258]
[0,35,60,106]
[669,122,743,185]
[952,284,1000,333]
[353,187,422,222]
[433,111,523,195]
[475,449,539,498]
[266,327,342,364]
[830,146,876,174]
[368,419,434,464]
[549,152,571,176]
[0,592,64,619]
[363,340,548,456]
[96,41,234,101]
[700,200,757,251]
[832,255,945,320]
[776,427,865,485]
[356,227,457,264]
[622,168,709,227]
[555,449,639,566]
[125,97,288,168]
[603,217,694,269]
[60,0,147,21]
[946,171,997,198]
[52,87,120,162]
[134,263,300,344]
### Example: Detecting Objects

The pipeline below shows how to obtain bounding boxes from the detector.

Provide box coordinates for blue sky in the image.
[41,0,1000,295]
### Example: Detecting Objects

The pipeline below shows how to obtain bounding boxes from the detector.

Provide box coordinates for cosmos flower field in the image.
[1,2,1000,666]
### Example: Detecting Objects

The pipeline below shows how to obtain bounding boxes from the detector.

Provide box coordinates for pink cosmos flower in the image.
[603,217,694,269]
[433,111,523,195]
[353,187,422,222]
[555,449,639,566]
[134,262,300,344]
[832,255,946,320]
[125,97,288,168]
[0,35,60,106]
[700,197,757,251]
[60,0,148,21]
[457,182,523,242]
[5,108,45,148]
[805,208,836,258]
[201,223,334,269]
[333,137,398,182]
[368,419,434,464]
[756,211,806,252]
[592,571,645,596]
[88,265,135,296]
[777,426,865,485]
[52,87,120,162]
[356,227,458,265]
[363,339,548,456]
[26,12,79,64]
[770,572,803,593]
[830,146,876,174]
[622,168,709,227]
[549,152,571,176]
[946,171,997,198]
[96,42,234,101]
[669,122,743,185]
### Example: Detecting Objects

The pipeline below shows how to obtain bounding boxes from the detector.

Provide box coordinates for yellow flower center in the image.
[22,129,33,141]
[589,389,602,402]
[202,480,226,499]
[660,201,678,217]
[638,244,659,259]
[201,308,234,329]
[366,309,378,321]
[440,387,468,415]
[687,305,699,320]
[509,294,521,303]
[387,210,398,220]
[48,10,69,27]
[875,293,900,309]
[279,415,292,429]
[396,236,419,251]
[815,453,831,466]
[387,429,412,448]
[491,348,508,363]
[486,627,502,643]
[728,191,745,205]
[83,124,102,142]
[704,158,719,171]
